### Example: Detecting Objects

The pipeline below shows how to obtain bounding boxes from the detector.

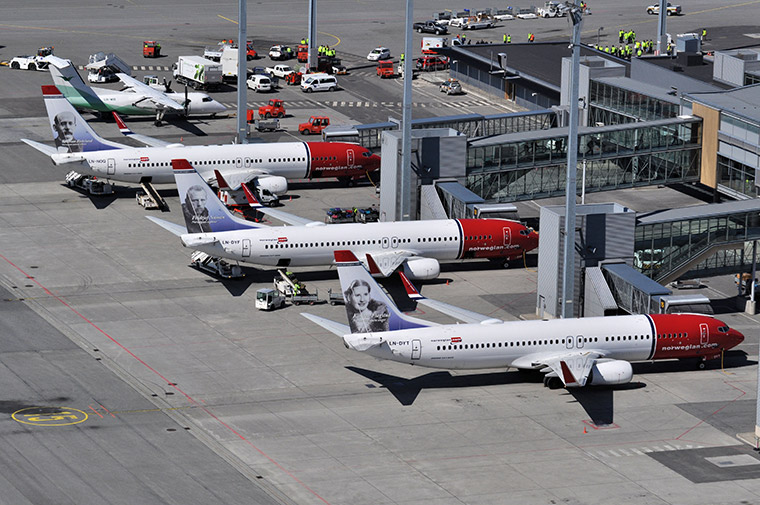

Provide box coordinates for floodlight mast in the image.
[561,1,583,318]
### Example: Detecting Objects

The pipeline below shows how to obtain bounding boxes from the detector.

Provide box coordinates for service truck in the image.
[173,56,223,90]
[220,46,248,80]
[421,37,447,54]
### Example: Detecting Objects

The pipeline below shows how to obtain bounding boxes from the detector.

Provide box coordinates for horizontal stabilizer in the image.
[241,183,317,226]
[300,313,350,337]
[145,216,186,236]
[112,112,174,148]
[21,138,57,157]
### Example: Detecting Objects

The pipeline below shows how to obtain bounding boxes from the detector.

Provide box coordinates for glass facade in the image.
[718,155,757,197]
[588,80,680,123]
[635,210,760,281]
[465,118,702,201]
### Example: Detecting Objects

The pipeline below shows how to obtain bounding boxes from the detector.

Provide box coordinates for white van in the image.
[301,74,338,93]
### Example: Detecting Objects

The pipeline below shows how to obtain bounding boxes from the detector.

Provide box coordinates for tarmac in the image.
[2,1,760,504]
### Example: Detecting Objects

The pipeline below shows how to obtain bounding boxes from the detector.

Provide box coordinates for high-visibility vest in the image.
[507,35,511,43]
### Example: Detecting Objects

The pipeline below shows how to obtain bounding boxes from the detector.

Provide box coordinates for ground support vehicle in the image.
[86,52,131,83]
[173,56,222,90]
[516,8,538,19]
[257,99,286,118]
[296,44,309,63]
[65,171,113,196]
[536,1,565,17]
[647,3,681,15]
[274,269,314,302]
[252,118,280,132]
[266,64,295,79]
[255,288,286,310]
[355,206,379,223]
[413,20,448,35]
[290,292,320,306]
[143,41,161,58]
[136,191,160,209]
[190,250,244,279]
[327,288,345,306]
[416,55,449,71]
[421,37,447,54]
[325,207,356,223]
[268,45,293,61]
[247,74,273,92]
[460,16,495,30]
[285,72,302,85]
[10,46,53,70]
[204,42,231,61]
[299,116,330,135]
[376,60,396,78]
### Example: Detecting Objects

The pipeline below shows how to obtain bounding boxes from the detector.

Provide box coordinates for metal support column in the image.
[308,0,317,70]
[656,0,667,54]
[561,2,583,319]
[400,0,413,221]
[236,0,248,144]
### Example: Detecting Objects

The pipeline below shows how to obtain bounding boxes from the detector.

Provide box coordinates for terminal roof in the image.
[684,84,760,123]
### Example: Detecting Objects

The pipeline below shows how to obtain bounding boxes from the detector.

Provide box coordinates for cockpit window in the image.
[362,152,372,157]
[519,229,529,236]
[718,326,729,333]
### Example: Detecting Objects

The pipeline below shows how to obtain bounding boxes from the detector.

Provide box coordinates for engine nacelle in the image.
[587,359,633,386]
[253,175,288,196]
[403,258,440,280]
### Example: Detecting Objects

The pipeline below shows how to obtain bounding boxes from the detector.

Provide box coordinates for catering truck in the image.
[173,56,223,90]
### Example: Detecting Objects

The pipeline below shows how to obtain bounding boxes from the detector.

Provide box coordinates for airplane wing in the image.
[363,250,414,278]
[512,350,606,387]
[112,112,177,148]
[300,313,350,337]
[241,183,321,227]
[115,73,184,111]
[145,216,187,236]
[397,270,503,325]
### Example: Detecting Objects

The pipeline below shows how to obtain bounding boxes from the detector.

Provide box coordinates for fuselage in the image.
[184,218,539,268]
[72,87,227,116]
[66,141,380,184]
[344,313,744,370]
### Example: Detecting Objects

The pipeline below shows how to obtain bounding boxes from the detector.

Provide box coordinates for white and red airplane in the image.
[22,86,380,194]
[146,159,539,279]
[302,251,745,388]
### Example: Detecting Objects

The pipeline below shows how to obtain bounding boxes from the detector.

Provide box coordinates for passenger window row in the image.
[264,238,413,250]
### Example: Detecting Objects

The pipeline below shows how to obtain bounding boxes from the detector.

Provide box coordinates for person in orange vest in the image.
[528,33,535,42]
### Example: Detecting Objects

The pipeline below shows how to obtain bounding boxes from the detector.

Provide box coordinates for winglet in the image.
[398,271,423,300]
[365,253,383,276]
[334,250,360,263]
[112,111,131,134]
[559,361,578,385]
[214,169,230,189]
[241,182,263,208]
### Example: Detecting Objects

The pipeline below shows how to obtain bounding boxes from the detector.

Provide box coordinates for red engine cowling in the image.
[587,359,633,386]
[403,257,440,280]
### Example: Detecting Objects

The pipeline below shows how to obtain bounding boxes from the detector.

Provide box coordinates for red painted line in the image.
[88,405,104,419]
[98,402,116,418]
[0,253,332,505]
[676,380,747,441]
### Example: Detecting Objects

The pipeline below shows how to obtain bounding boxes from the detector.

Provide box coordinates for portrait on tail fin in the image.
[344,278,390,333]
[181,184,212,233]
[52,110,82,153]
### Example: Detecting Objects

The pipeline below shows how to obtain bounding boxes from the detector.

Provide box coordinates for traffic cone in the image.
[583,425,587,434]
[446,279,449,286]
[180,136,183,142]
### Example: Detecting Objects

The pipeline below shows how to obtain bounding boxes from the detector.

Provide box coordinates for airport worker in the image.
[702,28,707,41]
[503,34,507,43]
[619,29,624,43]
[507,34,511,43]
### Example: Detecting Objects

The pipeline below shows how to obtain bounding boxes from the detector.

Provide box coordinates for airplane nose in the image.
[729,328,745,348]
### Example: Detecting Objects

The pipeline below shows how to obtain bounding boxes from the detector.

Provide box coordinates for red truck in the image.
[247,99,286,121]
[376,60,396,78]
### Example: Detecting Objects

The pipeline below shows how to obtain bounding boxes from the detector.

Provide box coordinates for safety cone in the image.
[446,279,449,286]
[583,426,587,434]
[289,195,292,201]
[180,136,183,142]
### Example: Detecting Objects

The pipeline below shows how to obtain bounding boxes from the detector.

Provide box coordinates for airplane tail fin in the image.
[46,55,107,110]
[334,251,433,333]
[40,85,125,153]
[172,159,264,233]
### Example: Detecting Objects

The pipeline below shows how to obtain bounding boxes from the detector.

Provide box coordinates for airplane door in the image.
[700,323,709,345]
[107,158,115,175]
[411,339,421,360]
[242,239,251,257]
[503,227,511,245]
[347,149,354,167]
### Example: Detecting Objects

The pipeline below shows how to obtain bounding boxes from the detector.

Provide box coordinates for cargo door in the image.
[242,239,251,257]
[107,158,115,175]
[411,339,421,360]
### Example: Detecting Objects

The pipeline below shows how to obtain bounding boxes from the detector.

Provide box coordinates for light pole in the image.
[561,1,583,319]
[597,26,604,47]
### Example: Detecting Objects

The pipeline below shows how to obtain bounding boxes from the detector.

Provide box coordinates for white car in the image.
[265,64,295,79]
[449,17,468,28]
[493,13,514,21]
[516,11,538,19]
[268,45,291,60]
[10,54,50,71]
[247,74,272,92]
[367,47,391,61]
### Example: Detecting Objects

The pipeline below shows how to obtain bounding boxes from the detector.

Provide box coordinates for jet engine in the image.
[403,258,440,280]
[253,175,288,196]
[587,359,633,386]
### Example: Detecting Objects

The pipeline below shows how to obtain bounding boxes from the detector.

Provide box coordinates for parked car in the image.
[247,74,273,92]
[412,20,449,35]
[268,45,292,60]
[646,2,681,15]
[367,47,391,61]
[439,79,463,95]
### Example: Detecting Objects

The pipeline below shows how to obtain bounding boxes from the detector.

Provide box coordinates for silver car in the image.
[439,79,463,95]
